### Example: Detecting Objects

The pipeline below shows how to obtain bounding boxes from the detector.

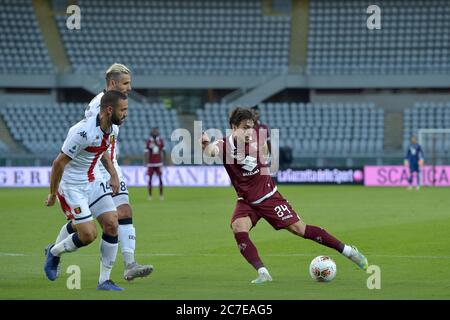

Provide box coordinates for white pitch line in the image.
[0,252,26,256]
[1,252,450,259]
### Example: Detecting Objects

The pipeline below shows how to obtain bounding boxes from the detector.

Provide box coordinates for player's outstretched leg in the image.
[158,173,164,201]
[97,233,123,291]
[416,171,421,190]
[232,217,272,284]
[44,244,60,281]
[44,222,93,281]
[407,172,414,190]
[117,205,154,281]
[96,211,124,291]
[287,221,368,270]
[148,171,153,200]
[54,221,76,244]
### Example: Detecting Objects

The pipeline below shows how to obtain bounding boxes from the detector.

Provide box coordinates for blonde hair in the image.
[105,63,131,83]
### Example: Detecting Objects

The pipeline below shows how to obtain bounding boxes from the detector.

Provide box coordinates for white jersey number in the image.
[274,204,291,218]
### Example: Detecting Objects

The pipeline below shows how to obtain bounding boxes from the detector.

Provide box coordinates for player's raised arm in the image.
[46,152,72,206]
[100,152,119,195]
[200,132,219,157]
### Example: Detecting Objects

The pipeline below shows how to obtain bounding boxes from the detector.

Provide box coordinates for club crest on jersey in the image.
[74,207,82,214]
[110,135,115,145]
[241,155,257,172]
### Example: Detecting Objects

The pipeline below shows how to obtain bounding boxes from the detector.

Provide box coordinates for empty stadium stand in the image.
[403,102,450,155]
[307,0,450,75]
[0,102,179,158]
[0,0,55,74]
[54,0,291,76]
[197,102,384,156]
[0,140,10,153]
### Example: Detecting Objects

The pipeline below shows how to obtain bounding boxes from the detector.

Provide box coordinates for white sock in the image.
[99,236,118,284]
[55,222,74,244]
[118,224,136,267]
[257,267,269,274]
[342,245,353,257]
[51,233,81,257]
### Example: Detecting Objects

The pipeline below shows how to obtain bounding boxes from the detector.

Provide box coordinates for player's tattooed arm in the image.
[101,152,120,195]
[200,132,219,157]
[46,153,72,206]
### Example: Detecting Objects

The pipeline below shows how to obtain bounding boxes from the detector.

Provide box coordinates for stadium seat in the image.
[307,0,450,75]
[0,102,180,158]
[0,0,55,74]
[403,102,450,156]
[52,0,290,76]
[196,102,385,157]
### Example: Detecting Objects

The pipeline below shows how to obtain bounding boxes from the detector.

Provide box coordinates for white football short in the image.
[57,179,116,225]
[101,165,130,208]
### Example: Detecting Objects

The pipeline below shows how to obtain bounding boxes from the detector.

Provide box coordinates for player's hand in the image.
[200,132,210,148]
[419,159,424,167]
[110,174,120,195]
[45,194,57,207]
[404,160,409,167]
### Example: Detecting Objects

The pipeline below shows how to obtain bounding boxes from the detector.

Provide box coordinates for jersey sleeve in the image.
[160,139,165,150]
[84,94,102,118]
[84,103,100,119]
[211,138,225,163]
[405,146,411,160]
[61,128,89,159]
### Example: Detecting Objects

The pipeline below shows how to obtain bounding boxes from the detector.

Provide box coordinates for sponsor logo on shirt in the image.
[241,155,257,172]
[78,131,87,139]
[243,168,259,177]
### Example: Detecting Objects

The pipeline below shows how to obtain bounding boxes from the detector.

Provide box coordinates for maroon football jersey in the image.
[217,135,276,204]
[146,136,164,167]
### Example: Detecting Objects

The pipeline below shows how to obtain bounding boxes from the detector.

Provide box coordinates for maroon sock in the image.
[148,174,153,196]
[234,232,264,270]
[303,225,345,253]
[159,176,163,196]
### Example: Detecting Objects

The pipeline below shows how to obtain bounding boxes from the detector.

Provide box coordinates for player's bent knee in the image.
[103,221,119,236]
[231,217,252,233]
[101,215,119,236]
[287,221,306,237]
[78,229,97,244]
[117,204,132,219]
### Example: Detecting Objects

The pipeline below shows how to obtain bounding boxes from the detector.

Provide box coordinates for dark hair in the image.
[100,90,127,111]
[229,107,254,128]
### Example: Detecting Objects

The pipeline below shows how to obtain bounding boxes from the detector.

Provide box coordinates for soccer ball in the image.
[309,256,337,282]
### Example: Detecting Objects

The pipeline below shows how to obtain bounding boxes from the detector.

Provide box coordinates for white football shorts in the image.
[101,165,130,208]
[57,179,116,224]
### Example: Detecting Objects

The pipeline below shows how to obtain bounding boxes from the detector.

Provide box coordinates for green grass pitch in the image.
[1,185,449,299]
